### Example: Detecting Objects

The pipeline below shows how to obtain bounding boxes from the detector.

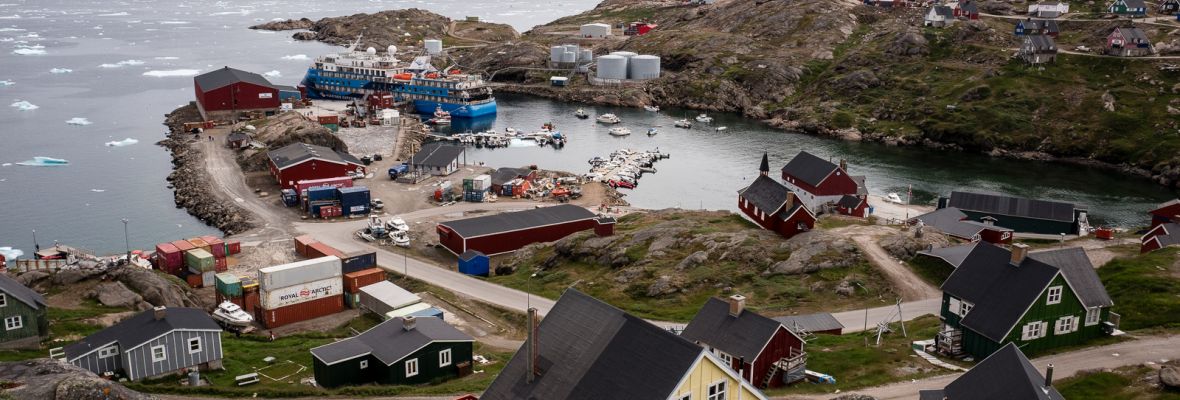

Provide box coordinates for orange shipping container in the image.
[187,238,212,254]
[344,268,387,293]
[185,273,203,288]
[307,242,345,259]
[259,294,343,328]
[294,235,318,258]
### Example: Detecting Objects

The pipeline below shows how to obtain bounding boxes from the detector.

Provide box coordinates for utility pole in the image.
[121,218,131,263]
[32,229,39,252]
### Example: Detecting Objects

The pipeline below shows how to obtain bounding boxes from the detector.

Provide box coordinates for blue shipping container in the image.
[337,186,371,216]
[281,189,299,207]
[501,184,514,197]
[342,252,378,274]
[458,250,490,277]
[307,186,338,202]
[464,189,488,203]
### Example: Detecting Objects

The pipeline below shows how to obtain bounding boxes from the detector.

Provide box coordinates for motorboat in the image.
[643,105,660,112]
[428,115,451,125]
[367,216,388,238]
[715,126,728,132]
[695,113,713,123]
[886,193,904,204]
[386,217,409,233]
[609,127,632,136]
[647,127,658,136]
[575,109,589,119]
[673,119,692,128]
[597,114,622,124]
[211,301,254,329]
[390,230,411,247]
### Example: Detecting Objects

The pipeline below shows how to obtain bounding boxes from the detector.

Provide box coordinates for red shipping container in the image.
[227,240,242,255]
[259,294,343,328]
[294,235,318,258]
[154,243,182,272]
[185,273,203,288]
[172,240,195,252]
[187,238,212,254]
[243,290,260,317]
[317,115,339,125]
[215,292,244,308]
[204,237,226,258]
[1095,228,1114,240]
[215,257,228,272]
[307,242,345,259]
[344,268,387,293]
[294,177,353,200]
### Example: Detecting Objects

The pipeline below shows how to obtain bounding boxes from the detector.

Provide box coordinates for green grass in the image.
[1058,365,1180,400]
[907,255,955,287]
[1098,248,1180,330]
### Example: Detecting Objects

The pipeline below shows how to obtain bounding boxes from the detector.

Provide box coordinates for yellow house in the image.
[669,351,768,400]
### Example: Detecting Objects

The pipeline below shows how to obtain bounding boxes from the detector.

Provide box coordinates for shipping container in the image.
[306,186,338,202]
[343,267,386,293]
[187,238,212,254]
[462,178,474,191]
[261,276,343,309]
[258,256,342,291]
[202,271,215,288]
[215,273,242,297]
[154,243,182,273]
[473,174,491,191]
[319,205,342,218]
[281,189,299,207]
[185,272,202,288]
[215,256,228,272]
[345,292,361,309]
[227,240,242,255]
[309,200,339,217]
[171,239,195,253]
[294,235,318,258]
[259,294,343,329]
[203,236,226,258]
[341,252,378,274]
[243,289,260,316]
[317,115,339,125]
[215,291,244,308]
[358,280,420,316]
[464,189,488,203]
[338,186,371,216]
[307,242,346,260]
[184,248,215,272]
[294,177,353,200]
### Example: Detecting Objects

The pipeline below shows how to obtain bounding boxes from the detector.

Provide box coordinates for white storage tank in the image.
[579,49,593,62]
[580,23,611,38]
[424,39,443,55]
[596,54,628,80]
[560,51,577,64]
[628,55,661,80]
[610,51,638,59]
[563,44,580,55]
[550,46,565,63]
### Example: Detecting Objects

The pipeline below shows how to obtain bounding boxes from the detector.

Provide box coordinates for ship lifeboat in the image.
[393,73,413,80]
[449,69,462,75]
[426,72,440,79]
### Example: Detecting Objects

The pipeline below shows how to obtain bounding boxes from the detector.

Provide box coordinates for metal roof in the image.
[941,242,1060,342]
[774,312,845,334]
[64,307,220,360]
[0,274,46,310]
[932,5,955,18]
[780,151,839,187]
[310,316,472,366]
[358,281,421,311]
[1028,247,1113,308]
[1025,34,1057,52]
[942,343,1064,400]
[918,242,980,269]
[439,204,599,238]
[915,207,988,239]
[837,194,864,209]
[194,66,275,92]
[267,142,363,170]
[738,175,791,215]
[409,143,465,168]
[481,289,704,400]
[491,167,533,185]
[947,191,1077,222]
[1115,26,1150,42]
[1149,223,1180,247]
[458,250,486,261]
[681,298,789,362]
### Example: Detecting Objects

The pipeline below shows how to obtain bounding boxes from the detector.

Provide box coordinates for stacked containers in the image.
[294,177,352,200]
[154,243,183,274]
[187,237,212,254]
[343,268,386,308]
[294,235,317,257]
[308,242,346,259]
[337,187,371,216]
[185,248,215,288]
[341,251,377,274]
[241,277,260,315]
[465,174,492,202]
[214,273,242,306]
[202,236,228,272]
[226,240,242,255]
[257,256,344,328]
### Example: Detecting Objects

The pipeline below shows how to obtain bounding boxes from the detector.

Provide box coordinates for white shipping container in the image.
[259,256,342,290]
[261,276,344,309]
[473,174,492,191]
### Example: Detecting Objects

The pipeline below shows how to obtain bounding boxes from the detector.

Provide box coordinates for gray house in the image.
[64,306,223,381]
[409,143,465,176]
[0,274,48,349]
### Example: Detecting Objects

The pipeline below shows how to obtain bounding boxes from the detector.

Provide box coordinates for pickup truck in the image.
[388,163,410,179]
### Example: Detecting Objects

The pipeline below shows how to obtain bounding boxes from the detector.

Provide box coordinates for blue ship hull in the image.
[302,68,497,118]
[414,99,497,118]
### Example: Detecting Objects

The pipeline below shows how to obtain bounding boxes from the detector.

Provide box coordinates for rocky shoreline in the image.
[160,104,255,235]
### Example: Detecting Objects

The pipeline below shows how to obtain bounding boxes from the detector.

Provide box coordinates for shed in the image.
[435,205,607,255]
[267,142,366,190]
[225,132,251,149]
[457,250,489,277]
[357,281,421,316]
[579,23,611,38]
[549,76,569,87]
[193,66,280,121]
[311,316,474,388]
[0,274,48,348]
[774,313,845,335]
[409,143,465,176]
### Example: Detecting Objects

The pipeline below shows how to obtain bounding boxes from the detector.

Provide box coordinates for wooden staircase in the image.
[762,348,808,387]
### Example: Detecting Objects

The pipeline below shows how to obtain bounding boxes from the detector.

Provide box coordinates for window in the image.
[712,348,733,367]
[0,293,6,307]
[1046,286,1063,305]
[359,360,369,370]
[3,316,21,331]
[948,297,961,315]
[959,301,973,317]
[707,380,727,400]
[1085,308,1101,326]
[1055,315,1079,335]
[405,358,419,377]
[679,394,692,400]
[439,348,452,367]
[98,346,118,359]
[188,337,202,354]
[151,345,167,362]
[1021,321,1047,340]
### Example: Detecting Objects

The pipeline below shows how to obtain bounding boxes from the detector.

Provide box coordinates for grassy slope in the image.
[1058,365,1180,400]
[1098,247,1180,330]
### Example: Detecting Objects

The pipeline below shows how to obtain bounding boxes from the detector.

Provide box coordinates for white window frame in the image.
[439,348,452,367]
[359,359,369,370]
[0,293,7,307]
[1046,286,1063,305]
[1021,321,1046,341]
[3,316,21,331]
[1055,315,1079,335]
[713,348,733,367]
[151,345,167,362]
[959,301,973,317]
[188,337,202,354]
[405,358,419,377]
[679,394,692,400]
[707,379,727,400]
[98,346,118,359]
[1085,307,1101,326]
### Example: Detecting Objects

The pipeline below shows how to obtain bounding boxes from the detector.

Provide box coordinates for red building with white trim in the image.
[780,151,866,212]
[267,143,366,190]
[738,154,816,239]
[1150,199,1180,227]
[435,205,614,256]
[681,295,808,388]
[193,66,281,121]
[1141,222,1180,253]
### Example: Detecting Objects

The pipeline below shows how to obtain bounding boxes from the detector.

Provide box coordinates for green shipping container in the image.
[184,248,215,272]
[215,273,242,297]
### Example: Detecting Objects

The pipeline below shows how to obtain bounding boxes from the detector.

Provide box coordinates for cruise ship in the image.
[300,37,497,118]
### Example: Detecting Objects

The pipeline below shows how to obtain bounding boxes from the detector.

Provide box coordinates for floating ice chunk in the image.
[0,15,19,19]
[0,163,9,167]
[66,117,92,125]
[0,80,12,86]
[16,156,68,166]
[10,100,37,110]
[90,188,105,192]
[142,69,199,77]
[159,20,189,24]
[0,37,12,42]
[12,47,44,55]
[97,11,129,16]
[105,137,138,147]
[281,54,307,60]
[209,10,250,16]
[99,59,144,68]
[0,247,23,260]
[262,70,280,78]
[49,67,72,73]
[0,28,23,31]
[154,56,178,60]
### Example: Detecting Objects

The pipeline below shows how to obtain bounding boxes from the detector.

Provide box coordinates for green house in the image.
[934,243,1115,359]
[939,192,1085,235]
[310,316,474,388]
[0,274,49,349]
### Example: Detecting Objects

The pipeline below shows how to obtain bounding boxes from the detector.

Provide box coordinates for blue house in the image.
[457,250,489,277]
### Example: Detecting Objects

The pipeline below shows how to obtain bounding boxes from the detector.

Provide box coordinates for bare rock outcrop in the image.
[766,230,861,275]
[880,228,952,260]
[0,358,153,400]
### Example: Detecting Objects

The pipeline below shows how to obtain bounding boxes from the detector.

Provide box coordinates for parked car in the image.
[609,179,635,189]
[370,198,384,210]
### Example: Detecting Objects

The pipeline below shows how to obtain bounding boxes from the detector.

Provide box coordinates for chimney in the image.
[786,192,797,208]
[1045,363,1054,387]
[153,306,167,321]
[839,159,848,173]
[402,316,417,331]
[526,307,539,383]
[758,153,769,177]
[981,216,996,226]
[728,294,746,317]
[1011,243,1029,265]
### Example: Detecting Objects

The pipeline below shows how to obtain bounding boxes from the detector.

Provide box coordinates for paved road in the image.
[830,298,941,334]
[777,333,1180,400]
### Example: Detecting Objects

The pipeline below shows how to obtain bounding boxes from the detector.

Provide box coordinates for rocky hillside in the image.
[162,105,254,235]
[251,9,519,49]
[0,359,152,400]
[237,112,348,172]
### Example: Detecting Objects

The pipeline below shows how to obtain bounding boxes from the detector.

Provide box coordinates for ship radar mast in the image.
[347,33,364,53]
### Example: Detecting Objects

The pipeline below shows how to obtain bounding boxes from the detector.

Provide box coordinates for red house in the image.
[836,194,870,218]
[194,66,281,121]
[1150,199,1180,227]
[1141,222,1180,253]
[780,151,865,212]
[681,295,808,388]
[435,205,613,255]
[739,154,817,239]
[954,0,981,19]
[267,143,366,190]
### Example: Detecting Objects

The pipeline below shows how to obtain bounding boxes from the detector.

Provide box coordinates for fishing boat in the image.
[673,119,693,128]
[609,127,632,136]
[574,109,589,119]
[644,105,660,112]
[647,127,658,136]
[211,301,254,329]
[886,193,904,204]
[695,113,713,123]
[597,114,622,124]
[715,126,728,132]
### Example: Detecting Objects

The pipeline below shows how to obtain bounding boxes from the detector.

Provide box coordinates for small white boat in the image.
[609,127,632,136]
[644,105,660,112]
[695,113,713,123]
[433,105,451,119]
[390,230,411,247]
[715,126,727,132]
[574,109,589,119]
[597,114,622,124]
[886,193,904,204]
[211,301,254,328]
[647,127,658,136]
[673,119,692,128]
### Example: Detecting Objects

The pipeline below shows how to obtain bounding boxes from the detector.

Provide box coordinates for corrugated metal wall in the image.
[124,330,223,381]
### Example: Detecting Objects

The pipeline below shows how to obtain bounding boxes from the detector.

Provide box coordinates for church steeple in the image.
[759,152,769,177]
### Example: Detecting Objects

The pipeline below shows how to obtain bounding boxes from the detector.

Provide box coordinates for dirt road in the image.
[832,225,941,301]
[202,128,292,240]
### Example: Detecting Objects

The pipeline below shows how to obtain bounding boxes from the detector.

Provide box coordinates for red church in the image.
[780,151,866,213]
[738,154,816,239]
[194,66,281,121]
[681,295,808,388]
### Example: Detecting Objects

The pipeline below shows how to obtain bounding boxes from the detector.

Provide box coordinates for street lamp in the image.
[31,229,38,252]
[121,219,130,263]
[527,272,538,310]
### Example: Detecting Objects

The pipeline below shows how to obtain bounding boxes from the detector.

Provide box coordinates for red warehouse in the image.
[194,66,281,121]
[737,154,816,240]
[780,151,867,212]
[681,295,808,388]
[836,194,870,218]
[435,204,613,256]
[1141,222,1180,253]
[267,142,366,190]
[1150,199,1180,227]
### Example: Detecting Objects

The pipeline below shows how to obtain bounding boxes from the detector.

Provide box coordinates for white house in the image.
[1029,1,1070,17]
[925,6,956,27]
[580,23,612,39]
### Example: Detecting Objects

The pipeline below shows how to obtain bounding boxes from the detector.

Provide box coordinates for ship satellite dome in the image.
[387,45,397,54]
[366,47,376,55]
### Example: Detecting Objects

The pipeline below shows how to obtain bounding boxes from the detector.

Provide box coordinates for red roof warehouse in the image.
[435,205,614,256]
[267,143,366,190]
[194,66,281,121]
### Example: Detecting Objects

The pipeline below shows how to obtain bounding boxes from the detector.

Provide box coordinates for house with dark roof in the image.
[836,194,869,218]
[774,312,845,335]
[193,66,282,121]
[409,143,465,176]
[435,204,613,255]
[1015,19,1060,37]
[266,142,365,190]
[1107,26,1155,56]
[939,191,1088,235]
[1020,34,1059,64]
[954,0,980,19]
[739,154,817,239]
[779,151,867,211]
[1109,0,1149,15]
[310,316,474,388]
[681,295,807,388]
[1163,0,1180,14]
[1149,199,1180,227]
[912,207,1014,244]
[926,5,956,26]
[934,243,1115,359]
[919,343,1064,400]
[64,306,223,381]
[481,289,768,400]
[489,167,536,195]
[1140,222,1180,253]
[0,274,47,349]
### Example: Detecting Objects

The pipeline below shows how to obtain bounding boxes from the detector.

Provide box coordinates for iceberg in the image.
[105,137,138,147]
[154,56,178,60]
[159,20,189,24]
[16,156,69,166]
[49,67,72,73]
[99,59,145,68]
[0,14,19,19]
[12,47,45,55]
[0,80,13,86]
[10,100,37,110]
[142,69,199,77]
[262,70,280,78]
[0,247,23,260]
[281,54,307,60]
[66,117,92,125]
[0,28,24,32]
[97,11,130,16]
[90,188,106,192]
